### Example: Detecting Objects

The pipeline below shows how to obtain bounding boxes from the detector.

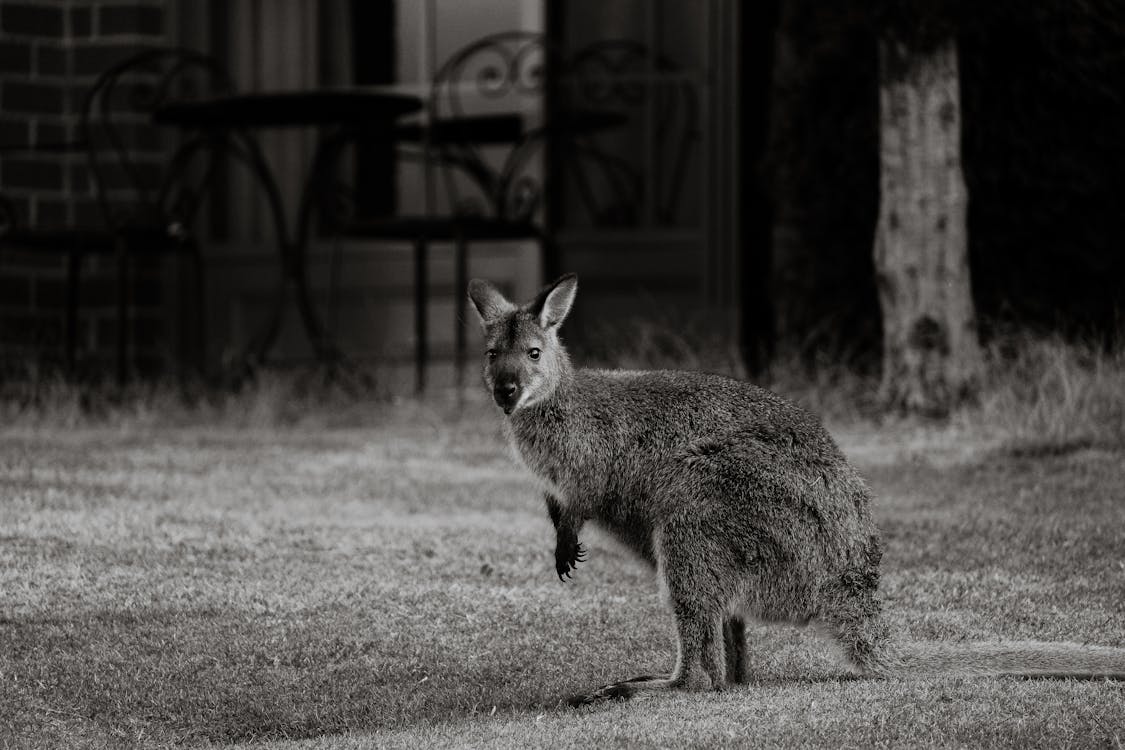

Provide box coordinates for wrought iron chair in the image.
[0,47,231,383]
[326,33,698,393]
[552,38,701,230]
[337,31,561,394]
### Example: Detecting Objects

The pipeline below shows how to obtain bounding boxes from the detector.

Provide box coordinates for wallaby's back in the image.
[509,367,884,629]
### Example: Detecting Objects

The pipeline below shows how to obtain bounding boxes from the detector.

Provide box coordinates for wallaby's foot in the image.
[566,673,717,707]
[555,540,586,581]
[724,616,749,685]
[566,680,654,706]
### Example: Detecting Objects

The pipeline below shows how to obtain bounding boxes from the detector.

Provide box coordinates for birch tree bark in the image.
[874,37,983,415]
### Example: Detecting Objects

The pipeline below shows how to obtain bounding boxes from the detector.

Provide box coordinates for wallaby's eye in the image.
[528,348,541,361]
[486,349,498,360]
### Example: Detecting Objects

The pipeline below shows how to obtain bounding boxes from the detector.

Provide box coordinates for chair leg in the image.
[65,251,81,376]
[414,237,428,395]
[115,242,128,387]
[454,234,468,394]
[189,243,207,380]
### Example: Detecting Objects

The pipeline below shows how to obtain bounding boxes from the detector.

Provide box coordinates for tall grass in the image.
[582,317,1124,450]
[961,334,1125,452]
[0,369,397,430]
[1,324,1121,451]
[578,313,749,378]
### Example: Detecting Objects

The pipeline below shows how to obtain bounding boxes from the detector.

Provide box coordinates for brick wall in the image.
[0,0,170,378]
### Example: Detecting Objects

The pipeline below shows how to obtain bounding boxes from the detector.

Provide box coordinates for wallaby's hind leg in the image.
[724,615,749,684]
[568,603,726,706]
[671,602,727,690]
[569,528,728,706]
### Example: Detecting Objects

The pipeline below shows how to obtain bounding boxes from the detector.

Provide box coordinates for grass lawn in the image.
[1,399,1123,748]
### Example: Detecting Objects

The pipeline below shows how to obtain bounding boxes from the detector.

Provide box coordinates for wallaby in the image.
[467,273,1125,705]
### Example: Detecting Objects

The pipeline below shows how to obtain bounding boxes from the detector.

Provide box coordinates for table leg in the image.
[292,131,356,365]
[65,251,80,374]
[115,239,129,386]
[235,134,293,366]
[454,233,468,393]
[251,263,287,365]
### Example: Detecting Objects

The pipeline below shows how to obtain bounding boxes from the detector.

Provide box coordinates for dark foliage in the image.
[769,0,1125,354]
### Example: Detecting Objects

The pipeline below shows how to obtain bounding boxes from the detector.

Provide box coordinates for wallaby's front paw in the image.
[555,540,586,581]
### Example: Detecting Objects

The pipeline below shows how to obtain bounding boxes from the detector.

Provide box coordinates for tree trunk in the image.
[874,37,982,416]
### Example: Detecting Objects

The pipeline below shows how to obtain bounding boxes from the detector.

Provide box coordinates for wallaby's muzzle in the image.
[493,380,520,414]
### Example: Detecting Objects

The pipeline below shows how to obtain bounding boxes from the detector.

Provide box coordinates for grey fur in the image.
[467,274,1125,705]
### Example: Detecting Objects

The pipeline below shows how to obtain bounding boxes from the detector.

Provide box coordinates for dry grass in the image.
[0,370,397,432]
[962,334,1125,452]
[582,319,1125,451]
[2,326,1121,453]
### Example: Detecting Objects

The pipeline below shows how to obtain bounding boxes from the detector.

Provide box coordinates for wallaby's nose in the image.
[493,380,520,413]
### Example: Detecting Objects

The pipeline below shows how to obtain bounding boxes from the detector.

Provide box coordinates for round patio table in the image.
[155,88,423,368]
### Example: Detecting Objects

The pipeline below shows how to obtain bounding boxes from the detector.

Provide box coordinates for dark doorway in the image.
[738,0,780,375]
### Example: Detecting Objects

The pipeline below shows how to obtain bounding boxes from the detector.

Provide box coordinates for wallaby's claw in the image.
[554,537,586,581]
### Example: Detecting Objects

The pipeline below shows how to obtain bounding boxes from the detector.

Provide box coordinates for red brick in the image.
[36,44,68,76]
[71,85,174,122]
[0,195,30,227]
[2,81,65,115]
[36,199,69,226]
[69,83,95,113]
[87,160,165,192]
[70,163,92,193]
[0,119,28,146]
[2,158,64,191]
[86,122,164,153]
[99,5,163,36]
[0,40,32,74]
[71,7,92,37]
[34,122,70,147]
[74,200,103,227]
[73,43,147,75]
[1,4,64,37]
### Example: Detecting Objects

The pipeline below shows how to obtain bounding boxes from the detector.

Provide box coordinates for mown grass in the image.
[2,395,1124,748]
[1,333,1123,747]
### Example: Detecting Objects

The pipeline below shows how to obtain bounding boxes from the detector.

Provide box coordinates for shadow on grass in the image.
[2,607,587,744]
[3,602,874,743]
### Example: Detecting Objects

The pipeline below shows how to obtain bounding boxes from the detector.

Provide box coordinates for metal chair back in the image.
[418,30,555,226]
[555,38,701,229]
[81,47,233,242]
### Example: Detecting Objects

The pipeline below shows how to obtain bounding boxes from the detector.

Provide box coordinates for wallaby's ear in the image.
[468,279,515,325]
[531,273,578,330]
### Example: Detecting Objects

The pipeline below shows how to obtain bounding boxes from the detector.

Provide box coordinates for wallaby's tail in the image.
[867,640,1125,680]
